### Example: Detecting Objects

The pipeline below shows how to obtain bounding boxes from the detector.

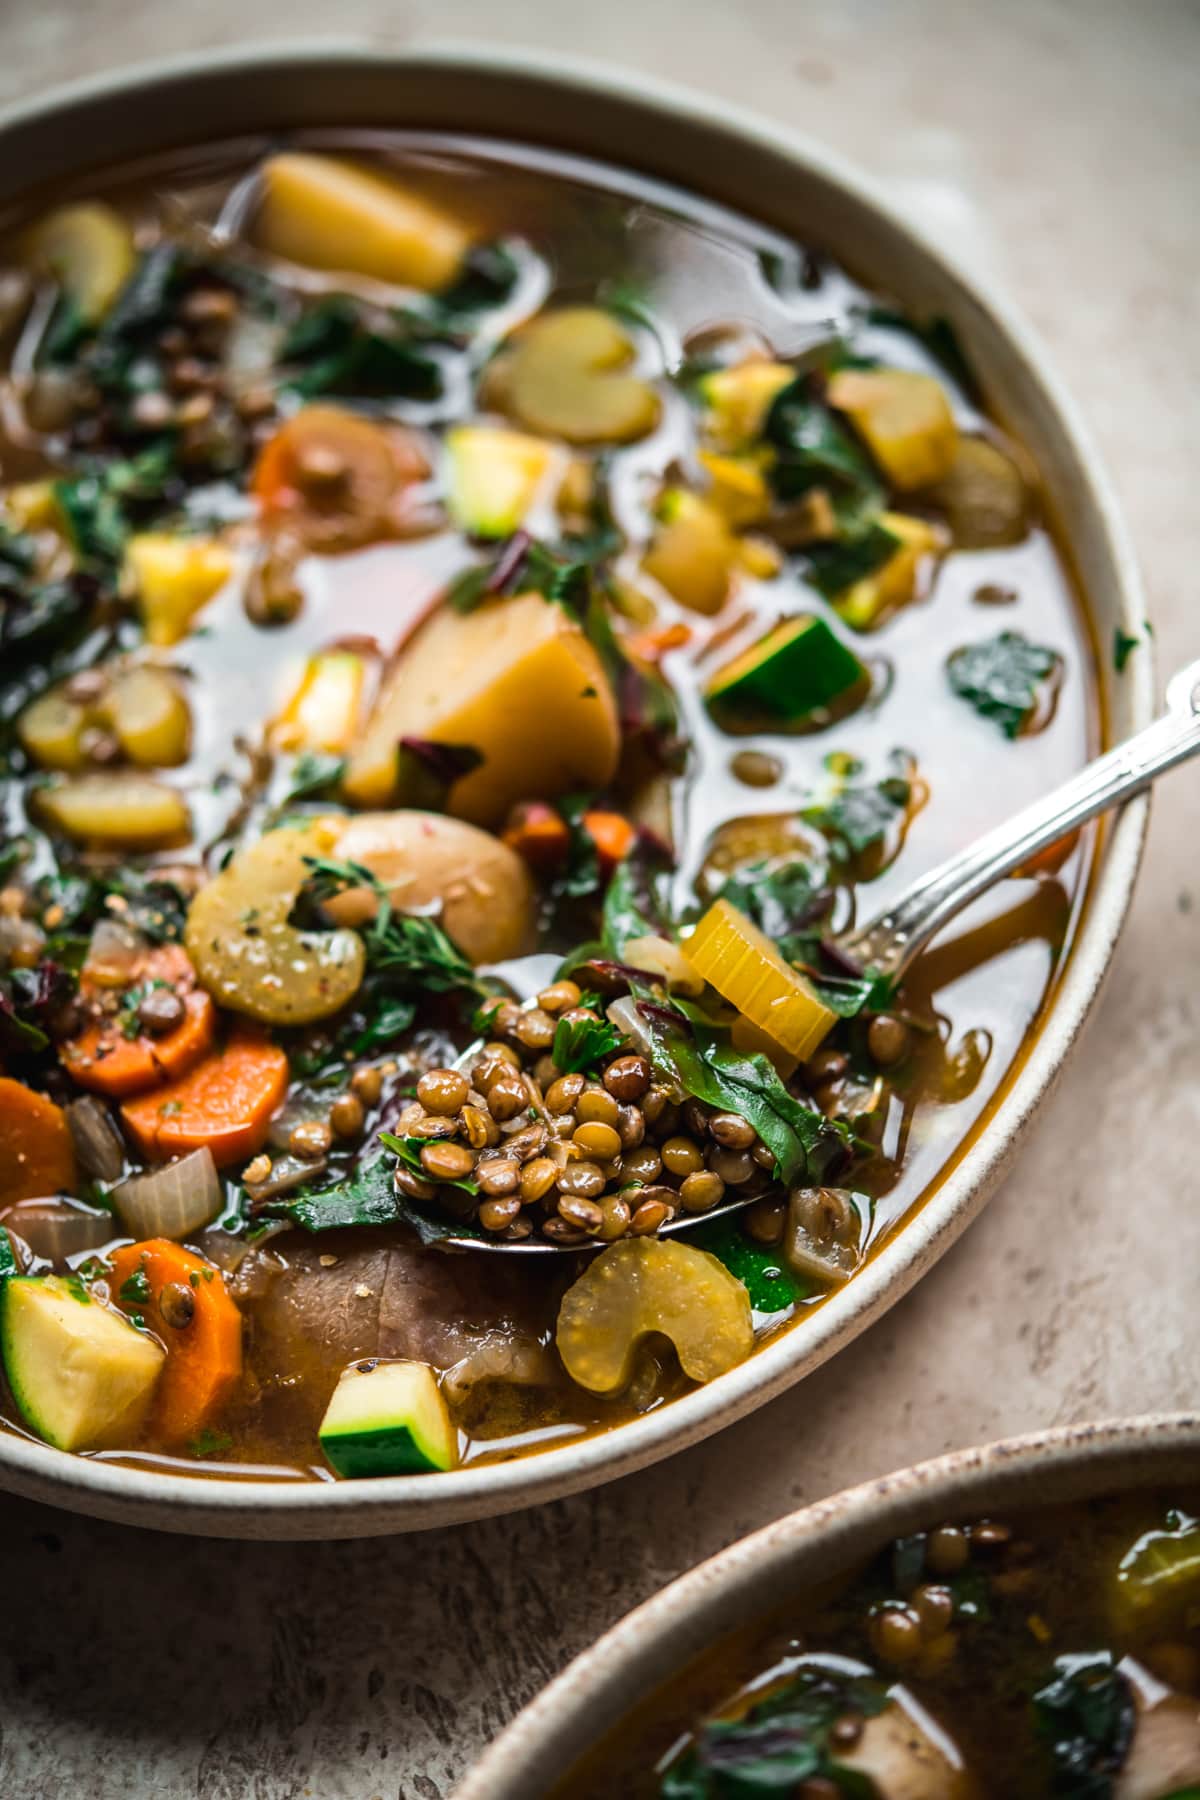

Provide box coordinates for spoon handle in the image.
[840,654,1200,983]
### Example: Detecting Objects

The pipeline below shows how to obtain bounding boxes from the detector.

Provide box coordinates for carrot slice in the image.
[108,1238,242,1444]
[61,944,216,1098]
[583,809,636,872]
[502,800,571,870]
[0,1079,78,1206]
[120,1030,288,1166]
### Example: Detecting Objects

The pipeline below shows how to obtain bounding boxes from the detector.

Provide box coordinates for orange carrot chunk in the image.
[61,944,216,1099]
[0,1079,78,1206]
[583,809,637,873]
[109,1238,243,1444]
[120,1031,288,1166]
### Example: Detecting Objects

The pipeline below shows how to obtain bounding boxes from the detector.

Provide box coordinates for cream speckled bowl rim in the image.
[454,1414,1200,1797]
[0,43,1151,1538]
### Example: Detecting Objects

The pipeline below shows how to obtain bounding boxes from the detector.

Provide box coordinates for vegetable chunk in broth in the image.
[0,132,1096,1482]
[562,1490,1200,1798]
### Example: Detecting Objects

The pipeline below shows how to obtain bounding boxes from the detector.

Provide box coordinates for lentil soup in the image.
[0,132,1096,1482]
[561,1488,1200,1797]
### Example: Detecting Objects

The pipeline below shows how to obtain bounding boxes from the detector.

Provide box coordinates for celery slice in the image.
[687,897,837,1062]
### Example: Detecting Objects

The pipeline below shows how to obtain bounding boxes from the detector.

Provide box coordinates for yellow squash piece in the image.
[256,152,469,292]
[485,307,660,446]
[125,534,234,647]
[687,896,838,1063]
[445,424,562,538]
[827,367,958,492]
[834,512,945,632]
[699,359,793,449]
[24,201,135,327]
[271,651,366,755]
[343,590,620,827]
[36,773,191,849]
[185,821,365,1027]
[642,488,739,616]
[17,687,88,771]
[698,450,772,528]
[103,667,192,767]
[556,1238,754,1395]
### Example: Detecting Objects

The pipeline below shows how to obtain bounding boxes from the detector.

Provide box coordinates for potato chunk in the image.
[327,812,536,966]
[256,152,469,292]
[827,367,958,491]
[36,773,190,848]
[343,591,620,827]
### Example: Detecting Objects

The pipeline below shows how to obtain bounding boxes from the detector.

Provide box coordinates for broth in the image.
[0,133,1096,1481]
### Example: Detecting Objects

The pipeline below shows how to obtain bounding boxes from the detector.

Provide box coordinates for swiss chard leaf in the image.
[266,1146,480,1243]
[660,1667,888,1799]
[764,376,882,508]
[804,762,913,863]
[634,1000,850,1187]
[803,516,900,599]
[280,296,442,402]
[602,848,671,958]
[690,1215,808,1313]
[54,442,177,573]
[552,1012,623,1074]
[947,630,1061,739]
[1032,1654,1135,1800]
[426,240,521,333]
[717,858,830,964]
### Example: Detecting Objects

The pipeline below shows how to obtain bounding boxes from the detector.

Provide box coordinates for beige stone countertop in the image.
[0,4,1196,1796]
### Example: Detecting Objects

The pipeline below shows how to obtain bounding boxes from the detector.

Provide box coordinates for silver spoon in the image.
[447,652,1200,1253]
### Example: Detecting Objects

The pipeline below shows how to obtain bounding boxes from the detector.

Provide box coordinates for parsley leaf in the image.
[552,1012,623,1073]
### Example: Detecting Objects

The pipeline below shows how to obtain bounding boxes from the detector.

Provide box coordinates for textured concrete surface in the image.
[0,3,1198,1796]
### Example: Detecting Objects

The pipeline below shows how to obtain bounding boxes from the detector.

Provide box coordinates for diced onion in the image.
[783,1187,866,1286]
[66,1095,126,1183]
[111,1148,222,1241]
[84,916,147,987]
[3,1198,117,1264]
[622,933,705,996]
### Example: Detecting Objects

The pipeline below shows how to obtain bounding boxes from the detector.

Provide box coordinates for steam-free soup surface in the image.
[0,133,1095,1482]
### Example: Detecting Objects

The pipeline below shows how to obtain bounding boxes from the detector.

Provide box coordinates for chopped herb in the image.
[279,751,347,805]
[552,1011,623,1073]
[1113,626,1141,673]
[718,858,829,964]
[804,758,913,864]
[118,1266,152,1306]
[947,630,1061,738]
[189,1428,234,1460]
